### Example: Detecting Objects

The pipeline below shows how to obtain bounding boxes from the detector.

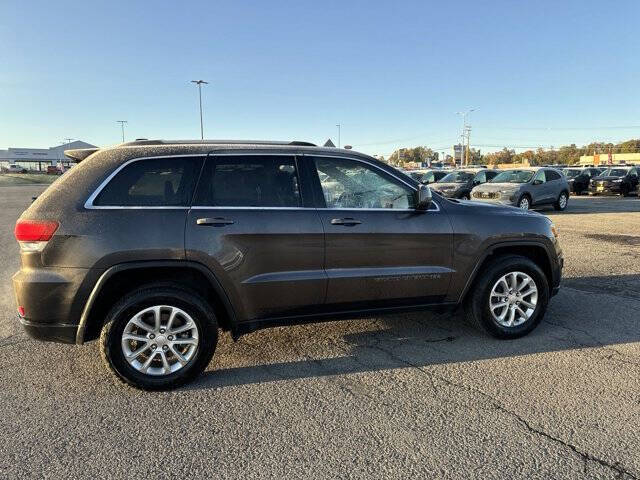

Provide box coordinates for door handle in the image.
[331,217,362,226]
[196,217,234,227]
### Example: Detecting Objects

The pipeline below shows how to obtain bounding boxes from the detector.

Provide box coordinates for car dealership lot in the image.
[0,186,638,479]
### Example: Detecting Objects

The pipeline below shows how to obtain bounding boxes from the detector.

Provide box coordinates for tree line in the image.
[385,139,640,167]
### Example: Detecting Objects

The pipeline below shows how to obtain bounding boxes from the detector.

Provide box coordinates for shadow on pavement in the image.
[189,274,640,391]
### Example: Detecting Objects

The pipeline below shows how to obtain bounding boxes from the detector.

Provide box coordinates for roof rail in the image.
[119,139,317,147]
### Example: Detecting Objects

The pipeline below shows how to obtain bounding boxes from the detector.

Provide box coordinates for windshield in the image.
[598,168,629,177]
[439,171,474,183]
[490,170,535,183]
[563,169,582,178]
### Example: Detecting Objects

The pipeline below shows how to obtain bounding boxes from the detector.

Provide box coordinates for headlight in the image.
[550,223,559,238]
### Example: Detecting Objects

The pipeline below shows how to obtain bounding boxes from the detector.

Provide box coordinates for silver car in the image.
[471,167,570,211]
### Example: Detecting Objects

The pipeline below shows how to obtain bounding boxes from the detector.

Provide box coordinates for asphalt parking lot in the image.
[0,185,638,479]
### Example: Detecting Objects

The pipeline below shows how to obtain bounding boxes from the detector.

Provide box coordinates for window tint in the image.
[474,171,487,183]
[314,157,415,209]
[533,170,546,183]
[193,155,301,207]
[94,157,203,206]
[546,170,561,181]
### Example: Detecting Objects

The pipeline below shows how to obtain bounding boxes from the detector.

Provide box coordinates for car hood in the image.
[456,198,543,217]
[472,183,522,192]
[593,175,623,181]
[432,182,463,190]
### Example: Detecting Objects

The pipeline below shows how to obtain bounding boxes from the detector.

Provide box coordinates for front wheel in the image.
[554,191,568,211]
[465,255,549,339]
[100,285,218,390]
[517,195,531,210]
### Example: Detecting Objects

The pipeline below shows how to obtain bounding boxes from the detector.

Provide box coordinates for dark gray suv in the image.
[13,140,563,390]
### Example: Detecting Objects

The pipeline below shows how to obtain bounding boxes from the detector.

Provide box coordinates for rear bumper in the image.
[19,317,78,344]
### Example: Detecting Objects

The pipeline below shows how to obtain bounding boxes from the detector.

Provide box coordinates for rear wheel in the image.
[465,255,549,339]
[100,285,218,390]
[554,191,568,211]
[461,193,471,200]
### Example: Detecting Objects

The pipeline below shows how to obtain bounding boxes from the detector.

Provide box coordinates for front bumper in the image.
[588,183,621,194]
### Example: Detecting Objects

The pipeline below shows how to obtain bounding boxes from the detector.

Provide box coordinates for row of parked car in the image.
[404,164,639,210]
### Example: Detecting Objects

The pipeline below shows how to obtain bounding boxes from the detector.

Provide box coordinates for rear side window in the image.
[93,157,203,207]
[193,155,301,207]
[546,170,561,181]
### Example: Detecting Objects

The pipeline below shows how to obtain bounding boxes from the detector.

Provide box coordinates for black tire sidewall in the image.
[475,257,549,339]
[102,288,217,390]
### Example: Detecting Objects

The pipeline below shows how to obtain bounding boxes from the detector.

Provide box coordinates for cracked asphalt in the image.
[0,186,638,479]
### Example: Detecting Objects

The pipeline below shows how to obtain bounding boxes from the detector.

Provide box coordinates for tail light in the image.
[14,219,59,252]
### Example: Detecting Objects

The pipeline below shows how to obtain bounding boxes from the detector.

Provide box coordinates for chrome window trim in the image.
[84,151,441,212]
[84,154,207,210]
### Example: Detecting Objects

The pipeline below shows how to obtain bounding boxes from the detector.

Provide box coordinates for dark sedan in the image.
[406,169,448,185]
[588,166,639,196]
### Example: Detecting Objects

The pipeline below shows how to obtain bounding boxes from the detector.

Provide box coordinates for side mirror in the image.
[532,179,543,185]
[416,184,432,210]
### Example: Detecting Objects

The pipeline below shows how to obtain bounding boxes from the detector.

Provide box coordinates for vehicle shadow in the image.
[545,196,640,215]
[187,274,640,391]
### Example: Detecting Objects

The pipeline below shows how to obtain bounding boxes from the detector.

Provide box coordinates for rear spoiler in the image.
[64,148,99,162]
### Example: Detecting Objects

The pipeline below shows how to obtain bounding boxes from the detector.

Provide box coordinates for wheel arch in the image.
[76,261,237,344]
[458,241,554,304]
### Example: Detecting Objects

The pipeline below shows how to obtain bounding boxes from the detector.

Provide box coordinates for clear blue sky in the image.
[1,0,639,157]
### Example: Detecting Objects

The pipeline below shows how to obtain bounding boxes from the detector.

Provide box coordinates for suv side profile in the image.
[13,140,563,390]
[471,167,570,211]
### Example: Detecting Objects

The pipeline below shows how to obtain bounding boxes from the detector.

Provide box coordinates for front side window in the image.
[533,170,546,184]
[93,157,203,206]
[193,155,301,207]
[314,157,415,209]
[474,171,487,183]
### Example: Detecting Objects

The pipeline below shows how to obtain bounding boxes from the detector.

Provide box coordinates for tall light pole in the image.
[336,124,341,148]
[116,120,128,143]
[191,80,209,140]
[456,108,476,166]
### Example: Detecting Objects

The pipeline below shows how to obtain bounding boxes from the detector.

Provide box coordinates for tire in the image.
[464,255,549,339]
[517,194,531,210]
[461,193,471,200]
[621,185,631,197]
[554,191,568,211]
[100,285,218,390]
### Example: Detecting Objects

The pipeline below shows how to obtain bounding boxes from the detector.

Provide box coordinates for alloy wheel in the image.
[489,271,538,327]
[519,197,530,210]
[121,305,199,376]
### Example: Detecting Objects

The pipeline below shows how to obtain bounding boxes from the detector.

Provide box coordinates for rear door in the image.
[185,152,325,322]
[308,154,454,309]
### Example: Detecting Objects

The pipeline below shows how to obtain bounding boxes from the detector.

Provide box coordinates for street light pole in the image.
[336,124,341,148]
[191,80,209,140]
[116,120,128,143]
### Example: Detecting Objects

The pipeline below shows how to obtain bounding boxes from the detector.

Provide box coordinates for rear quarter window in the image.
[92,157,204,207]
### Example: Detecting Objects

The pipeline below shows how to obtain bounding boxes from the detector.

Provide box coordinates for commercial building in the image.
[0,140,96,171]
[578,152,640,166]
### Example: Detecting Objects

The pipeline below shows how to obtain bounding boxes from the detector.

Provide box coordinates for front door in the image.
[185,153,326,322]
[308,155,454,309]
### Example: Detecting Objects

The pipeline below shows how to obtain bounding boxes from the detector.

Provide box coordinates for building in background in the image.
[578,152,640,166]
[0,140,96,171]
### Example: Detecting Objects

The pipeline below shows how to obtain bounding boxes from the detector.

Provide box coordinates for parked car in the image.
[430,168,497,200]
[47,165,61,174]
[4,164,27,173]
[406,169,448,185]
[14,140,563,390]
[471,167,570,211]
[588,166,639,196]
[562,167,602,195]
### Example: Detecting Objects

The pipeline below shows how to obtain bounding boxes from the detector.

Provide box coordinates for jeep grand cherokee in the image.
[13,140,563,390]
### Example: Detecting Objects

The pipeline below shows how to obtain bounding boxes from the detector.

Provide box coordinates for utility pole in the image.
[456,108,476,166]
[336,124,341,148]
[465,125,472,165]
[116,120,128,143]
[190,80,209,140]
